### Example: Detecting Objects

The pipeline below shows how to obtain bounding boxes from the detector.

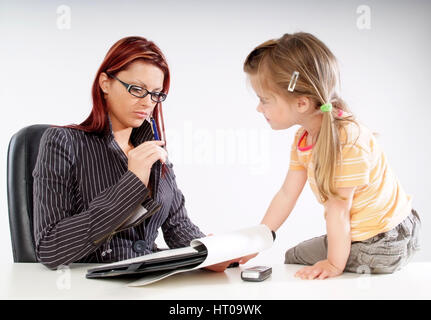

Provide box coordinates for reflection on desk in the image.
[1,263,430,299]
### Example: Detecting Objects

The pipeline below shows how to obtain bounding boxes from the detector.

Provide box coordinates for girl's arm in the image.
[261,169,308,231]
[324,186,356,271]
[238,169,307,264]
[294,186,356,280]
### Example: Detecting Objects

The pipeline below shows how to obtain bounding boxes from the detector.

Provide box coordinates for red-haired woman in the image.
[33,36,231,271]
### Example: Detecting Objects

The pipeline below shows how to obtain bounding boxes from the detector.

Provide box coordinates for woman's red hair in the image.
[65,36,169,142]
[64,36,170,175]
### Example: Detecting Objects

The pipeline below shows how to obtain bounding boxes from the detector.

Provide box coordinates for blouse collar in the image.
[105,113,154,147]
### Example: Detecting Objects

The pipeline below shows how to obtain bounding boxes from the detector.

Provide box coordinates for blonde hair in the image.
[244,32,359,202]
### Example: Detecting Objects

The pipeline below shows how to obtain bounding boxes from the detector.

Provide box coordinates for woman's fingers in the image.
[128,141,165,156]
[127,140,168,185]
[145,149,167,165]
[129,144,167,164]
[205,259,235,272]
[133,140,165,151]
[239,253,258,264]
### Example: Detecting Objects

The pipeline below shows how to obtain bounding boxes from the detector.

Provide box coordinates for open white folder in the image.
[86,224,275,286]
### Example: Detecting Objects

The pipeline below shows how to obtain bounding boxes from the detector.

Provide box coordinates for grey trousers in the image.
[285,209,421,274]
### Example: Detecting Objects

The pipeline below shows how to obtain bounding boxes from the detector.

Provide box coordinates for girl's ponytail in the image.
[313,102,343,202]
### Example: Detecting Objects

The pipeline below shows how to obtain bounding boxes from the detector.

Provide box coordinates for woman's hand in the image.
[203,233,243,272]
[127,140,167,187]
[204,253,258,272]
[238,253,258,265]
[204,258,242,272]
[294,259,343,280]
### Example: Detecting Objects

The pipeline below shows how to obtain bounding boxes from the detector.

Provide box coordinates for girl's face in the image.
[99,60,164,130]
[249,74,308,130]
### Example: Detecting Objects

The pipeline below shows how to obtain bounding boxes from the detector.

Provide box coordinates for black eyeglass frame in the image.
[106,71,167,103]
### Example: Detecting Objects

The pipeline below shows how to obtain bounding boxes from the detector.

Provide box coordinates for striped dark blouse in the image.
[32,116,205,270]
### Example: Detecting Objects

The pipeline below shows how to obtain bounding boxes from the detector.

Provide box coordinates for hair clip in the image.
[288,71,299,92]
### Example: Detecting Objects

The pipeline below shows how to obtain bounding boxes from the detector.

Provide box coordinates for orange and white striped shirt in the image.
[289,118,412,241]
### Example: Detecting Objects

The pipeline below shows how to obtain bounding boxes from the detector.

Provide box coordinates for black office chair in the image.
[7,124,51,262]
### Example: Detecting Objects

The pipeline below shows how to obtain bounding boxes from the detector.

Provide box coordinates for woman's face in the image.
[99,60,165,130]
[249,74,307,130]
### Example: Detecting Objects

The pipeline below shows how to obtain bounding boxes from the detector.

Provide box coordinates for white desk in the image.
[1,262,430,300]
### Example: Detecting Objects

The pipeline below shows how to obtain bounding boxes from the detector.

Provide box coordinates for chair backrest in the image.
[7,124,51,262]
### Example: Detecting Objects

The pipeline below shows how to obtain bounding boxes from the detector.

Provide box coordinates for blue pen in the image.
[150,117,160,141]
[150,117,166,169]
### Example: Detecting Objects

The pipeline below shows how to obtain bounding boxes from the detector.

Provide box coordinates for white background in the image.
[1,0,430,268]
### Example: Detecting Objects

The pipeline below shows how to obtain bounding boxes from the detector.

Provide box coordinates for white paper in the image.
[127,224,274,287]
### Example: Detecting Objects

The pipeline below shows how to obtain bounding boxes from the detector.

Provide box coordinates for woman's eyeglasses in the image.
[106,72,167,103]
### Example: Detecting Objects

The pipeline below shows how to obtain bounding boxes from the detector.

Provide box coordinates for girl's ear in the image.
[99,72,111,95]
[296,96,312,114]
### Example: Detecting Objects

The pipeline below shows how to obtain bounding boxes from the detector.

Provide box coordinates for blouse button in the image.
[133,240,147,253]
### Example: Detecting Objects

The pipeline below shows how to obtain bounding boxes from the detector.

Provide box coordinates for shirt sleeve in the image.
[289,129,306,171]
[33,127,151,269]
[161,160,206,248]
[334,143,371,188]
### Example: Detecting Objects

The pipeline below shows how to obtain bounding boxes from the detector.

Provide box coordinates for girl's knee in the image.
[284,247,297,264]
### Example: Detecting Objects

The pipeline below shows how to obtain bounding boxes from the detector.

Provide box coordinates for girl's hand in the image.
[294,259,343,280]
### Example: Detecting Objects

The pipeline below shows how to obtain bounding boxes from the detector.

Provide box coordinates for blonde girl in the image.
[240,32,421,280]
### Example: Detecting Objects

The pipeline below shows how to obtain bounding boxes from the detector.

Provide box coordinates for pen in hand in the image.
[150,117,161,142]
[150,116,167,165]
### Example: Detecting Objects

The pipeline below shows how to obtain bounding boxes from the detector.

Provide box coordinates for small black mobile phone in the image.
[241,266,272,282]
